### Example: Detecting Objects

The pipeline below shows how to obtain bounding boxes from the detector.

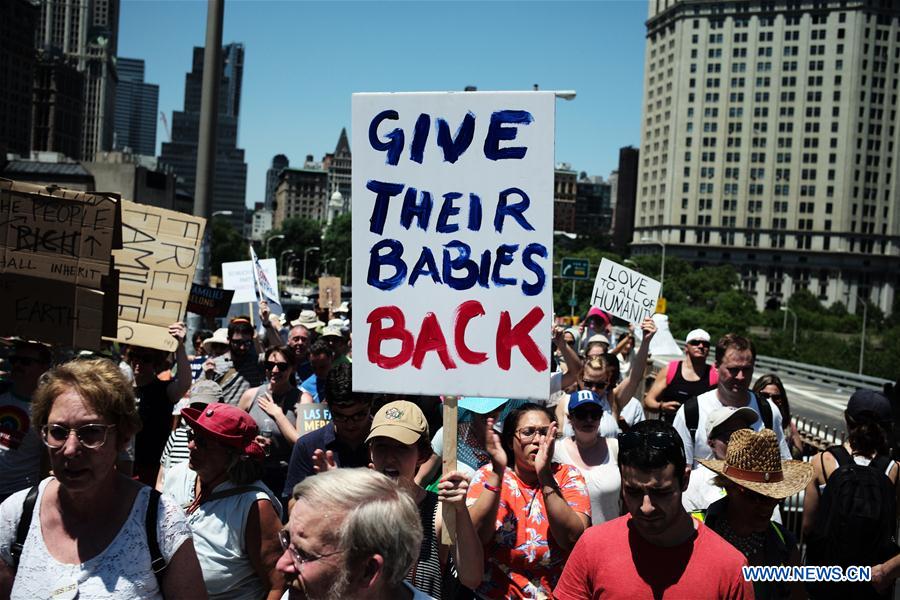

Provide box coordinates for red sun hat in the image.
[181,402,265,460]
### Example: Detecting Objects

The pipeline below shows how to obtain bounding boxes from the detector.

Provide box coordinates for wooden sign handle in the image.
[440,395,458,545]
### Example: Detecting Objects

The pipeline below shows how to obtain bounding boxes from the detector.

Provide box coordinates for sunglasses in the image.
[757,391,784,402]
[571,408,604,421]
[581,379,609,391]
[265,360,291,371]
[687,340,711,348]
[725,366,753,376]
[230,339,253,347]
[186,429,210,449]
[42,423,116,449]
[618,430,686,460]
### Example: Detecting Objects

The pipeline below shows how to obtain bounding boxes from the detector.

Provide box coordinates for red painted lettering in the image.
[496,306,547,371]
[411,312,457,369]
[366,305,414,369]
[454,300,488,364]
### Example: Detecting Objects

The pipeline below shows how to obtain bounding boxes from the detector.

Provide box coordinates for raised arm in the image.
[259,300,284,349]
[436,471,484,590]
[612,318,656,413]
[535,423,589,551]
[467,418,507,544]
[167,322,192,403]
[553,326,583,390]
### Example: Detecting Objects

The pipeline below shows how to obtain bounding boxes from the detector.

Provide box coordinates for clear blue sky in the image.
[119,0,649,209]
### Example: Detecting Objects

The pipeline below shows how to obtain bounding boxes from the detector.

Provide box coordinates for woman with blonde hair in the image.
[0,358,206,599]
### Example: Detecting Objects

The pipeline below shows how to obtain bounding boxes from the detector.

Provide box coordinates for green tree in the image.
[210,218,247,278]
[322,212,352,284]
[265,217,323,284]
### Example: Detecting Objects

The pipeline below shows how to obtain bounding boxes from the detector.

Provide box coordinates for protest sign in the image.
[352,92,555,400]
[590,258,661,325]
[249,244,283,315]
[0,179,121,349]
[318,276,341,311]
[187,283,235,318]
[109,201,206,352]
[222,259,278,304]
[295,404,331,435]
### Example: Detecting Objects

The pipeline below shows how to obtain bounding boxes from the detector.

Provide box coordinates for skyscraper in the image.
[634,0,899,314]
[323,128,351,213]
[35,0,119,160]
[0,0,38,157]
[159,43,247,230]
[113,58,158,157]
[265,154,289,210]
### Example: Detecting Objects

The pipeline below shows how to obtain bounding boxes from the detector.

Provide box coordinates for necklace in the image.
[718,518,766,558]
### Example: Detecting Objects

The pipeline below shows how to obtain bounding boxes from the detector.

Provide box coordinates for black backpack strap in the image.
[684,396,700,442]
[757,394,773,430]
[827,445,852,468]
[9,485,39,568]
[146,488,166,584]
[869,455,892,476]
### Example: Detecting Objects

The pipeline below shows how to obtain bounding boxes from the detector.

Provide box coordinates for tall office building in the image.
[159,43,247,230]
[323,128,351,213]
[634,0,900,314]
[35,0,119,160]
[0,0,39,157]
[265,154,289,210]
[113,58,158,157]
[273,165,328,228]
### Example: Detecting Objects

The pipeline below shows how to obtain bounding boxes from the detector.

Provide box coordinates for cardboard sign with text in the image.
[318,276,341,311]
[222,259,278,304]
[109,201,206,351]
[352,92,555,400]
[590,258,661,325]
[187,283,235,318]
[0,179,121,349]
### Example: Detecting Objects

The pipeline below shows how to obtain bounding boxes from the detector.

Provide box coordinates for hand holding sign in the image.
[168,321,187,347]
[590,259,661,325]
[437,471,472,508]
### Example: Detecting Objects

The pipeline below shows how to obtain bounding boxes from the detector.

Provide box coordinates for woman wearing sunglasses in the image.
[753,374,803,459]
[467,404,591,599]
[239,346,301,498]
[0,358,206,599]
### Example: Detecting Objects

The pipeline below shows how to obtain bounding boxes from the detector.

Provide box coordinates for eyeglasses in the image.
[581,379,609,391]
[515,426,562,442]
[186,429,209,449]
[42,423,116,449]
[757,391,784,403]
[618,430,685,461]
[330,409,370,423]
[571,409,603,422]
[278,529,344,568]
[265,360,291,371]
[687,340,711,348]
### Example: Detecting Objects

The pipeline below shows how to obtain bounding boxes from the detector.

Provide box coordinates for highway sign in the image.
[561,257,590,280]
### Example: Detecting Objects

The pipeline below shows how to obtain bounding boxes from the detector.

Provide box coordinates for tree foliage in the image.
[209,218,247,278]
[322,212,352,284]
[265,217,323,283]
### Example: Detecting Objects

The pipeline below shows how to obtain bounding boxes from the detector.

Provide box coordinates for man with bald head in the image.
[287,324,314,383]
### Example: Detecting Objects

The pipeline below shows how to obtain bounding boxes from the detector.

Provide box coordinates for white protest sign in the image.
[590,258,661,324]
[352,91,555,401]
[222,259,278,304]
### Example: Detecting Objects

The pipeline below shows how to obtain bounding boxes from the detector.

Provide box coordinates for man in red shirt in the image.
[554,420,752,600]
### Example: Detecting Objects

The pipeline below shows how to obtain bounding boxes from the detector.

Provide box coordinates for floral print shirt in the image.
[468,463,591,599]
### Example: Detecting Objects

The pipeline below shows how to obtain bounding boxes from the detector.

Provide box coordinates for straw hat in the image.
[698,428,812,499]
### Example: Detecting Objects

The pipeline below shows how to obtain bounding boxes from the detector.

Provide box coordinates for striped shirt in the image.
[212,353,264,406]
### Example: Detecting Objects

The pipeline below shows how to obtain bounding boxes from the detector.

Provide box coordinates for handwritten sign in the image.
[222,259,278,304]
[590,258,661,324]
[318,276,341,311]
[296,404,331,435]
[187,283,235,318]
[0,179,121,349]
[352,92,554,400]
[109,201,206,351]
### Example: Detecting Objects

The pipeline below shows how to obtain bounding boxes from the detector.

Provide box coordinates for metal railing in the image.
[794,414,846,452]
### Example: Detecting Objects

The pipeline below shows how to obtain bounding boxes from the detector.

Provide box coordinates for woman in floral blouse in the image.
[467,403,591,599]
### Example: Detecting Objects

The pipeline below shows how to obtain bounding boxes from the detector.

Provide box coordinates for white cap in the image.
[587,334,610,346]
[685,328,711,344]
[705,406,758,439]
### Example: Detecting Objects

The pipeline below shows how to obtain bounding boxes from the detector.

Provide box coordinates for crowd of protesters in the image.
[0,301,898,600]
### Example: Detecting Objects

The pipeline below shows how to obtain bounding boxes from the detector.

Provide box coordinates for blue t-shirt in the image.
[299,374,320,402]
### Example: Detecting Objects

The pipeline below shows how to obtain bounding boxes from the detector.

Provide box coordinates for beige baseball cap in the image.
[365,401,428,445]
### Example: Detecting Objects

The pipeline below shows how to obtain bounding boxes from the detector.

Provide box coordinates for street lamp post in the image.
[639,237,666,296]
[780,306,798,345]
[302,246,320,286]
[322,258,335,276]
[344,257,352,283]
[859,298,868,375]
[279,250,295,276]
[265,234,285,258]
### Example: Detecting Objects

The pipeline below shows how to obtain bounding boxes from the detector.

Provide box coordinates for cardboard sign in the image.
[352,92,555,400]
[109,201,206,351]
[0,179,121,349]
[590,258,661,324]
[222,259,278,304]
[187,283,235,318]
[295,404,331,435]
[318,276,341,311]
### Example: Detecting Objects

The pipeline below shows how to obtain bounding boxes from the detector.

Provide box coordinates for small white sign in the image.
[222,258,279,305]
[590,258,661,325]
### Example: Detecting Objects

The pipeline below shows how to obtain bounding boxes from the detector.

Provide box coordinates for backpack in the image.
[684,392,773,443]
[9,486,167,585]
[666,359,719,387]
[805,446,898,571]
